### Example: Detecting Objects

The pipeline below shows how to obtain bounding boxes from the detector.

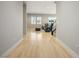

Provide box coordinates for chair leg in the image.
[51,31,53,35]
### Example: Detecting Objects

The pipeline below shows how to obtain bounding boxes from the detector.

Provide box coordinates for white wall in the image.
[56,1,79,56]
[0,1,23,56]
[26,1,56,14]
[27,14,56,28]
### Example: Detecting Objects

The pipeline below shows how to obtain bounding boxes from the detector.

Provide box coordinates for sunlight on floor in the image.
[31,32,42,41]
[31,32,37,40]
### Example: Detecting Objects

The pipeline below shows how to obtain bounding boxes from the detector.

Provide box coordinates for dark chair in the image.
[42,23,53,32]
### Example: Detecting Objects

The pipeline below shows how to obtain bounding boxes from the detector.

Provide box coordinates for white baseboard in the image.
[1,38,23,57]
[55,37,79,58]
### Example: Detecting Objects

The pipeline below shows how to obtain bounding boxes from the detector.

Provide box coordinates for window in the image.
[48,16,56,23]
[31,16,42,24]
[31,16,36,24]
[37,16,42,24]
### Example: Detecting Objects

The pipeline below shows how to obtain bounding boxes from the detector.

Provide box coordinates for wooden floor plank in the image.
[7,30,72,58]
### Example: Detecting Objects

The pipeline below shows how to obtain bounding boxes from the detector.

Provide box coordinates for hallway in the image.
[0,1,79,58]
[7,29,72,58]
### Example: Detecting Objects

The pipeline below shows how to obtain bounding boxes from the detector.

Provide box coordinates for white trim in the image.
[54,37,79,58]
[1,38,23,57]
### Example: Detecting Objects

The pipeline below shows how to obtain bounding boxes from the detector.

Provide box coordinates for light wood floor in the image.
[7,29,72,58]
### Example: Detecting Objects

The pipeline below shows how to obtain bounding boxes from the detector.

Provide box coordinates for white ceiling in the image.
[26,1,56,14]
